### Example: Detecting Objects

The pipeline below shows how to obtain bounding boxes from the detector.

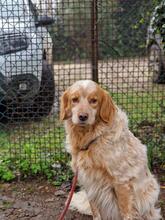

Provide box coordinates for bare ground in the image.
[53,57,165,113]
[0,175,164,220]
[53,57,165,92]
[0,178,92,220]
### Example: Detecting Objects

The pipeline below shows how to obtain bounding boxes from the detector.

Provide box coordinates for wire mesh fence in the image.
[0,0,164,182]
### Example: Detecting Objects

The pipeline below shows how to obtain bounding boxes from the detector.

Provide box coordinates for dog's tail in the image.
[69,190,92,216]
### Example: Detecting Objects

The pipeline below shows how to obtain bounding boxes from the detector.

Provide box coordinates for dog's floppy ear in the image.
[60,90,71,121]
[100,90,116,124]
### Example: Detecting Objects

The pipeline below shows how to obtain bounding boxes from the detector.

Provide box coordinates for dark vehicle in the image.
[147,0,165,83]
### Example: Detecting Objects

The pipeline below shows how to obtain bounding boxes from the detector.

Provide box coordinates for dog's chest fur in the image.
[76,145,115,190]
[66,109,146,180]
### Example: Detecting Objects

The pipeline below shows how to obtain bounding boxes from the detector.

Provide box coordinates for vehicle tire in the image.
[148,44,165,83]
[5,60,55,121]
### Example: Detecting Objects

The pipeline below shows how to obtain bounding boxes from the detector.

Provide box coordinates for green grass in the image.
[0,117,69,183]
[0,129,10,154]
[0,90,164,182]
[111,91,165,125]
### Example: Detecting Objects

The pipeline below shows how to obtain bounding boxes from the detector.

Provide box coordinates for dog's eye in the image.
[72,97,79,103]
[89,98,97,104]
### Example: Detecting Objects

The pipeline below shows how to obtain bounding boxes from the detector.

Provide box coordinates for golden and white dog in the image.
[60,80,161,220]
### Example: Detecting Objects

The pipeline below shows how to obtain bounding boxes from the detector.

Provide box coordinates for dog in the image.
[60,80,161,220]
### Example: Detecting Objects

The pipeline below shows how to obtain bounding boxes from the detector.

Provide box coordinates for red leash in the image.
[58,169,78,220]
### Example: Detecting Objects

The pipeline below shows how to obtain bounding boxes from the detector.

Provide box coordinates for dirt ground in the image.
[53,58,162,92]
[0,175,164,220]
[0,178,92,220]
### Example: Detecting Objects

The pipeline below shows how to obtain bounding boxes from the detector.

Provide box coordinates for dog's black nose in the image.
[79,113,88,122]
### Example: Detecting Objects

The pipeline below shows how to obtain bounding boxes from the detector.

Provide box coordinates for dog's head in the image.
[60,80,116,126]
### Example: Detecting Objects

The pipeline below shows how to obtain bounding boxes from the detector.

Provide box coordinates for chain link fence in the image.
[0,0,164,181]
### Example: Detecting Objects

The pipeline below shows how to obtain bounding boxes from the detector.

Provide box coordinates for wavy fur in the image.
[61,80,161,220]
